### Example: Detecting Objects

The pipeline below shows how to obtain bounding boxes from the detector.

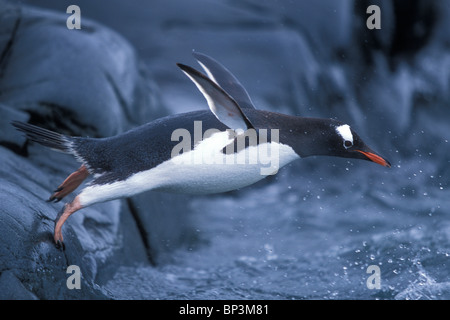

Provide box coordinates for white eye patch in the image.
[336,124,354,149]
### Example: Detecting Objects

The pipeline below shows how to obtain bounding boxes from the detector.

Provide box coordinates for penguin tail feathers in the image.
[12,121,75,154]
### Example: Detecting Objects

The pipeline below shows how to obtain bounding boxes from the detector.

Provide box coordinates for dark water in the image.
[23,0,449,299]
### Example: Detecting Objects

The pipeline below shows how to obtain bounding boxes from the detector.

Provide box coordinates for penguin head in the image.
[327,122,391,167]
[287,118,391,168]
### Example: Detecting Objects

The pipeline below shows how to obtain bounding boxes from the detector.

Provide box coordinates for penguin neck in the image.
[206,109,343,159]
[246,111,342,159]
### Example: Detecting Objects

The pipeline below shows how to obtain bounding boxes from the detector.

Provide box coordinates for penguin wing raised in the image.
[177,63,254,131]
[192,52,256,110]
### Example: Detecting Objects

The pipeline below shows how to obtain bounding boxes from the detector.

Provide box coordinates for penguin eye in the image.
[344,140,353,149]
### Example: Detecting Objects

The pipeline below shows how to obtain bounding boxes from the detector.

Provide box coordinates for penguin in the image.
[12,52,390,248]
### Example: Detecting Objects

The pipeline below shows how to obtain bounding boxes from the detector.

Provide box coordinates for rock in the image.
[0,1,180,299]
[0,270,38,300]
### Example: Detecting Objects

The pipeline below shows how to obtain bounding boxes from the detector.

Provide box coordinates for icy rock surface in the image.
[0,1,187,299]
[2,0,450,299]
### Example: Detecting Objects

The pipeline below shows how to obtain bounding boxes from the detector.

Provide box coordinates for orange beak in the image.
[356,150,391,168]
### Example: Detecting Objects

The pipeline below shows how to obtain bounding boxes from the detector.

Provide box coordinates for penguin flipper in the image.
[177,63,254,131]
[192,52,256,110]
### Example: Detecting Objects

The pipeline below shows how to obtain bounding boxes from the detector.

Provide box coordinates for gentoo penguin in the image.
[12,52,390,248]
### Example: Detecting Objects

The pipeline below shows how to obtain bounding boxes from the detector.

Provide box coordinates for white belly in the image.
[78,131,299,206]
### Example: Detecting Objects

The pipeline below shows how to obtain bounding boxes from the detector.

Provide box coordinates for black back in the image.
[74,111,227,184]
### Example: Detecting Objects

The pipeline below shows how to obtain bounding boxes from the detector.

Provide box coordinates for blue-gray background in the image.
[0,0,448,299]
